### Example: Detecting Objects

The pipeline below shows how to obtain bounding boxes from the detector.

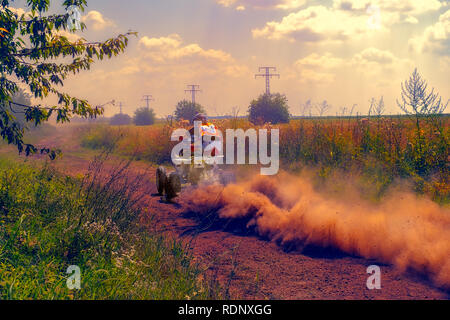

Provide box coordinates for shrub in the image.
[80,125,121,150]
[397,68,449,176]
[110,113,132,126]
[80,125,173,164]
[248,93,290,124]
[174,100,205,122]
[134,107,156,126]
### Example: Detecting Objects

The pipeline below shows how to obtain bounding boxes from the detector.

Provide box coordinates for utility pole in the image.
[142,95,154,109]
[255,67,280,95]
[118,102,123,114]
[185,85,201,104]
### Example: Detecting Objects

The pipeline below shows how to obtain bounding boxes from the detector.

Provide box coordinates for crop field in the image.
[79,115,450,203]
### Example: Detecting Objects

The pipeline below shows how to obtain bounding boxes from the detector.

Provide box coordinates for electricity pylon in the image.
[185,85,201,104]
[255,67,280,95]
[142,94,154,109]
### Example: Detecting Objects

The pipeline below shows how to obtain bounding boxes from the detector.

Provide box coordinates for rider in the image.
[189,113,220,157]
[189,113,207,135]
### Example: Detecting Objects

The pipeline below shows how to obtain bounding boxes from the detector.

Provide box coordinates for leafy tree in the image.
[248,93,290,124]
[110,113,131,126]
[174,100,205,123]
[0,0,135,158]
[134,107,155,126]
[2,86,32,129]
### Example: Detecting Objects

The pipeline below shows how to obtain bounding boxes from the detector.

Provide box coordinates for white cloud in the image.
[409,9,450,55]
[352,47,397,65]
[275,0,308,10]
[138,34,238,67]
[82,10,115,31]
[217,0,307,10]
[333,0,444,15]
[139,34,182,51]
[295,52,344,69]
[293,52,345,84]
[334,0,445,25]
[350,47,413,77]
[253,1,447,42]
[54,29,82,42]
[127,34,250,78]
[404,16,419,24]
[252,5,382,42]
[293,48,412,84]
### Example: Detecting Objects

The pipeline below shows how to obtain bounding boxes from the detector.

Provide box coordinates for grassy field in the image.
[2,113,445,299]
[79,115,449,203]
[0,155,215,299]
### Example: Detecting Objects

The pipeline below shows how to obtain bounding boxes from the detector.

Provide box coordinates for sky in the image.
[10,0,450,117]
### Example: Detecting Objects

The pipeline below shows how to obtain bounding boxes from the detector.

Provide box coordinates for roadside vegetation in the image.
[248,93,290,125]
[80,124,174,164]
[0,155,213,299]
[79,115,449,203]
[175,100,206,122]
[134,107,156,126]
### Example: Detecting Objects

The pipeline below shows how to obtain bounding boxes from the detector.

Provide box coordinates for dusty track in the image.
[23,126,450,299]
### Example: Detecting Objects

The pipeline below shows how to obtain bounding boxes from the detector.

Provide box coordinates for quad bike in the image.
[156,159,223,201]
[156,123,231,201]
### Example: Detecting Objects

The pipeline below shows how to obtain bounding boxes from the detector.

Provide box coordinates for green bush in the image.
[0,158,211,299]
[80,125,120,150]
[174,100,205,122]
[248,93,290,125]
[134,107,156,126]
[110,113,132,126]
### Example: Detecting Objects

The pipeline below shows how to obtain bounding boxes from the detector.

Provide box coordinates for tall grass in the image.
[79,124,173,164]
[280,116,449,201]
[0,155,213,299]
[78,115,449,203]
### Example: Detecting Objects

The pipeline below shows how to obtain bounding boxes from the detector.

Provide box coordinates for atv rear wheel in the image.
[156,166,167,195]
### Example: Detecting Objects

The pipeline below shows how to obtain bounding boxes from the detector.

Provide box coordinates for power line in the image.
[255,67,280,95]
[185,85,201,104]
[142,94,154,109]
[117,101,124,114]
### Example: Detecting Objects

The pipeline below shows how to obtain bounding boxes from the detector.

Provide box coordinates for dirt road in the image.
[26,127,450,299]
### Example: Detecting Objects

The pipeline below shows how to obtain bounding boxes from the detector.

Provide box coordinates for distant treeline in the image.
[70,113,450,123]
[291,113,450,120]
